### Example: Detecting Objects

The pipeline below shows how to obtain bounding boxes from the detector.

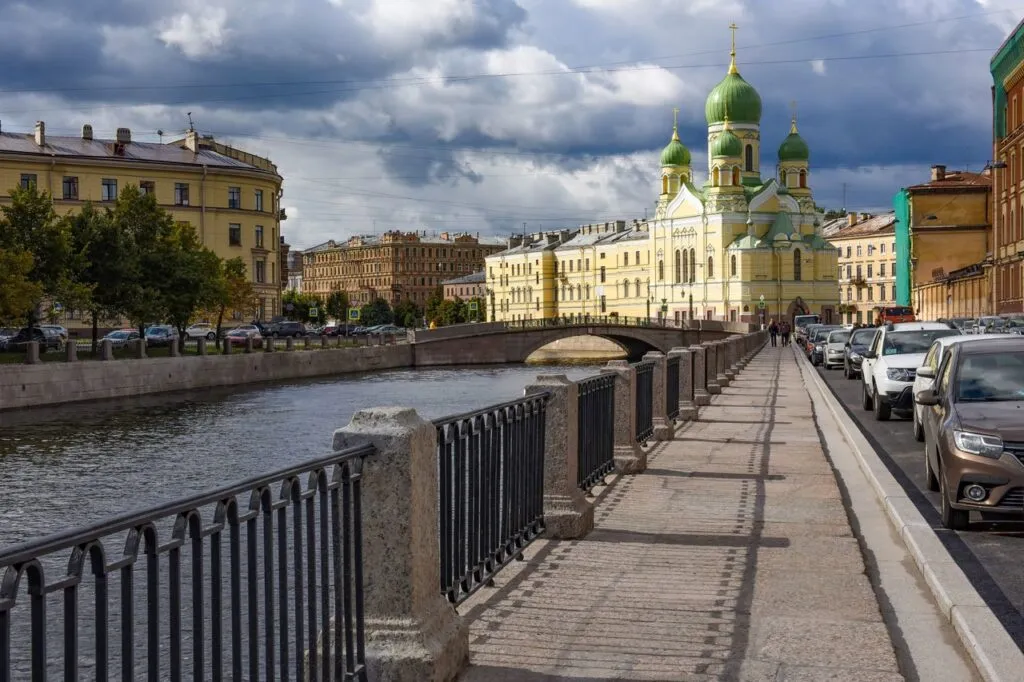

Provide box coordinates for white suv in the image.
[184,323,217,340]
[861,322,961,421]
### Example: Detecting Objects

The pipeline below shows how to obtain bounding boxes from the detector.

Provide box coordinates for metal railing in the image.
[576,374,616,493]
[0,445,374,682]
[633,361,655,443]
[666,355,680,421]
[434,393,549,605]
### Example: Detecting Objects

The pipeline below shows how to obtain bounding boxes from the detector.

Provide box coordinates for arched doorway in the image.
[786,297,809,323]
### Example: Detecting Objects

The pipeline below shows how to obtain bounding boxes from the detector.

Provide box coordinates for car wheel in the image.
[938,460,969,530]
[912,407,924,442]
[861,381,874,411]
[873,384,891,421]
[924,445,939,492]
[206,332,215,340]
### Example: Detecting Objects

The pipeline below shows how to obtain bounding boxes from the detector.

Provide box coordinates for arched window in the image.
[576,285,582,300]
[661,175,668,194]
[793,249,802,281]
[622,280,629,298]
[730,254,737,277]
[635,278,642,298]
[658,259,665,281]
[689,249,696,283]
[674,249,682,283]
[712,167,720,186]
[799,169,807,188]
[707,256,714,278]
[681,249,688,283]
[732,167,741,185]
[585,284,590,299]
[744,144,754,171]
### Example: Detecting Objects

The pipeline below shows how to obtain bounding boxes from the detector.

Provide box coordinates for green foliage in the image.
[424,286,445,324]
[392,298,421,328]
[360,298,394,326]
[0,249,43,324]
[282,290,323,322]
[325,290,349,322]
[214,257,256,345]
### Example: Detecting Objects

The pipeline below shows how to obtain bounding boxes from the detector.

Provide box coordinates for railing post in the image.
[689,344,711,405]
[723,338,737,381]
[286,337,295,351]
[669,348,698,420]
[65,340,77,362]
[642,351,673,441]
[333,408,470,681]
[715,340,730,388]
[24,340,40,364]
[525,375,594,539]
[197,338,207,356]
[703,341,721,394]
[245,336,255,353]
[136,338,147,359]
[265,336,276,352]
[600,360,646,474]
[101,338,114,360]
[169,338,180,358]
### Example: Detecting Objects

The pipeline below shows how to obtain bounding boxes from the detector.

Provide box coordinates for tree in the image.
[282,290,322,322]
[325,290,349,323]
[159,224,224,337]
[392,298,421,328]
[0,249,43,325]
[425,286,445,325]
[360,298,393,326]
[65,204,131,349]
[214,258,255,347]
[467,296,486,322]
[0,185,75,326]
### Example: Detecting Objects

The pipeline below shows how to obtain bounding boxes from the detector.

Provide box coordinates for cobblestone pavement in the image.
[458,346,907,681]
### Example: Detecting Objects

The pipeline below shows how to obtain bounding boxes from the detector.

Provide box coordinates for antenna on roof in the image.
[157,129,164,143]
[187,112,195,132]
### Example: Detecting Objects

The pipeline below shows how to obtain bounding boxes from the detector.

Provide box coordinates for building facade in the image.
[486,32,839,324]
[302,231,503,307]
[991,20,1024,314]
[442,271,486,300]
[893,165,992,318]
[830,212,897,325]
[0,123,285,322]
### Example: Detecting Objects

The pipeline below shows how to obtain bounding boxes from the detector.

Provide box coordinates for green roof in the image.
[711,127,743,158]
[705,61,762,125]
[778,122,809,162]
[660,129,691,166]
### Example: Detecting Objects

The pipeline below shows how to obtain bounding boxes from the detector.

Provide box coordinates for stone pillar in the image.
[136,339,147,359]
[704,342,721,394]
[197,338,207,356]
[245,336,255,353]
[333,408,469,681]
[689,344,711,406]
[65,340,77,363]
[601,360,646,474]
[642,351,673,441]
[723,339,737,380]
[285,337,295,351]
[222,338,232,355]
[304,335,312,350]
[525,375,594,539]
[265,337,276,352]
[24,340,40,365]
[321,334,329,349]
[715,341,730,388]
[669,348,698,420]
[101,339,114,361]
[169,338,180,358]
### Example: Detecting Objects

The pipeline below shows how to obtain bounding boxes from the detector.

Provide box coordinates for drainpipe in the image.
[200,164,208,243]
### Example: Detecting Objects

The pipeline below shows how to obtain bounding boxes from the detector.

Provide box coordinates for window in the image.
[689,249,696,283]
[624,253,629,266]
[878,283,885,300]
[62,176,78,200]
[20,174,37,189]
[101,178,118,201]
[175,183,190,206]
[744,144,754,172]
[229,224,242,246]
[799,169,807,188]
[136,181,155,197]
[658,260,665,280]
[879,262,886,277]
[730,254,737,277]
[674,250,682,283]
[255,225,264,248]
[846,246,851,258]
[847,287,853,300]
[793,249,802,280]
[880,243,886,254]
[600,295,607,313]
[228,187,241,209]
[867,286,874,301]
[682,250,689,283]
[255,260,266,284]
[891,284,897,300]
[867,264,873,278]
[731,167,740,185]
[856,245,862,257]
[856,265,863,279]
[255,189,264,212]
[600,266,606,283]
[707,255,714,278]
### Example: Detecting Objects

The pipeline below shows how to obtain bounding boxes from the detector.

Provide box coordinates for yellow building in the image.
[0,122,285,324]
[486,28,839,324]
[827,212,897,324]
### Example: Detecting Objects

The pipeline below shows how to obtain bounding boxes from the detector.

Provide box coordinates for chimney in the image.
[508,235,524,249]
[847,212,858,227]
[116,127,131,144]
[81,124,93,140]
[440,231,449,241]
[34,121,45,147]
[931,164,946,182]
[185,129,200,152]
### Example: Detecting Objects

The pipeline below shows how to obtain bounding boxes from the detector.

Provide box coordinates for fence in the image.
[633,361,655,443]
[576,374,616,493]
[434,393,549,605]
[666,355,680,421]
[0,445,374,681]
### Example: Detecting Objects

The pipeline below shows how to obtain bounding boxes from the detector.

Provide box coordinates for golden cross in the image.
[789,100,798,132]
[673,107,680,130]
[729,23,738,57]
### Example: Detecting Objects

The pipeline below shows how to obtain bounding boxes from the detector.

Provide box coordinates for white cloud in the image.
[810,59,827,75]
[157,6,230,59]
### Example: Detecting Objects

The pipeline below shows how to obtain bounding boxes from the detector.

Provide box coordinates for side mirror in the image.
[915,389,939,406]
[862,350,876,360]
[916,366,935,380]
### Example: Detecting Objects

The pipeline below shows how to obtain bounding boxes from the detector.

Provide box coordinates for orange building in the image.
[442,271,486,300]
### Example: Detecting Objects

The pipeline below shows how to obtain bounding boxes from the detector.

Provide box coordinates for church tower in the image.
[704,24,762,187]
[778,106,811,197]
[656,107,692,217]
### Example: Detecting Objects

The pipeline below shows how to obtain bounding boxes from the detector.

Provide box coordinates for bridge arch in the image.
[518,330,659,363]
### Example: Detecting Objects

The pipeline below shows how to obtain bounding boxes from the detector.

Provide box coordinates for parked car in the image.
[100,329,141,349]
[915,337,1024,530]
[224,327,263,348]
[861,321,961,421]
[822,329,852,369]
[39,324,68,341]
[843,327,878,379]
[0,327,18,350]
[1,327,64,353]
[809,326,842,366]
[265,321,307,338]
[184,323,217,340]
[144,325,178,347]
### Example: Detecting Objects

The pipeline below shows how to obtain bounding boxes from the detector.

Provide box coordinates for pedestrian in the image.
[769,319,778,347]
[780,321,790,346]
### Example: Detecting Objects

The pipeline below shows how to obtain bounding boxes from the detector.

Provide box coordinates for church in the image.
[649,27,839,324]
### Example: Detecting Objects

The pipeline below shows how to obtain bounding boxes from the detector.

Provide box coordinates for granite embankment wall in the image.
[0,345,413,412]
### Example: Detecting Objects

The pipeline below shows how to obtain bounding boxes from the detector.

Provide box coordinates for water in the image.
[0,363,599,547]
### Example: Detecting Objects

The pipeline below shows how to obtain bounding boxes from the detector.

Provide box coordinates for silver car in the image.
[822,328,852,369]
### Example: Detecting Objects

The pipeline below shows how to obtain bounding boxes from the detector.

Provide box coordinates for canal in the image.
[0,363,600,547]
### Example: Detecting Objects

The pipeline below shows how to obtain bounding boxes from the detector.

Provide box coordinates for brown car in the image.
[915,337,1024,530]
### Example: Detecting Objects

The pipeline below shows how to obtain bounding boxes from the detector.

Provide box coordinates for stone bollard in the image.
[285,337,295,351]
[715,340,730,388]
[265,337,275,352]
[723,339,737,381]
[24,340,40,365]
[600,360,646,474]
[169,338,180,358]
[304,335,312,350]
[333,408,469,681]
[703,342,721,394]
[689,344,711,406]
[65,340,77,363]
[136,339,147,359]
[669,348,698,420]
[222,338,232,355]
[321,334,329,349]
[197,338,207,356]
[245,336,254,353]
[101,339,114,361]
[525,375,594,539]
[642,351,673,441]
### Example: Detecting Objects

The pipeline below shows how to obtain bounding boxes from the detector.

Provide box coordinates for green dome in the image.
[711,127,743,158]
[778,124,809,162]
[660,131,691,167]
[704,65,762,125]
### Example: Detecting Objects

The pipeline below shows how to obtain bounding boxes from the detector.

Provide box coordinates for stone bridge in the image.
[408,317,756,366]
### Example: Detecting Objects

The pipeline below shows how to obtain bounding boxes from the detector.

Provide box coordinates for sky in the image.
[0,0,1020,249]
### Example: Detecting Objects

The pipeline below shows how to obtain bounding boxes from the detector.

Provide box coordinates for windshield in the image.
[107,331,129,339]
[882,330,960,355]
[827,331,851,344]
[956,351,1024,401]
[850,329,875,345]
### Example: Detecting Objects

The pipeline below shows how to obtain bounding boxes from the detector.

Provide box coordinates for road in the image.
[815,362,1024,648]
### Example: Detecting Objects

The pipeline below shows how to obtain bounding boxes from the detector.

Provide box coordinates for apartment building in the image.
[830,212,897,325]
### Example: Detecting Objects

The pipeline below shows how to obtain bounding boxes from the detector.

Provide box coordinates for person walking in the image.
[780,321,790,346]
[769,319,779,347]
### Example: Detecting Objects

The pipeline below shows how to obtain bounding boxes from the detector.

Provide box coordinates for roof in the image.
[828,212,896,240]
[956,337,1024,354]
[906,170,991,192]
[442,271,485,285]
[0,130,271,173]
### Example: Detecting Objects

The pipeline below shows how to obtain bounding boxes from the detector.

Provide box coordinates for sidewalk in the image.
[458,346,921,681]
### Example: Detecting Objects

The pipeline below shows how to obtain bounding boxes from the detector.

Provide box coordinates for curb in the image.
[795,347,1023,682]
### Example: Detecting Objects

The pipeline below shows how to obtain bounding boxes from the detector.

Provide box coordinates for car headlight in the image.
[953,431,1004,459]
[849,352,862,360]
[886,368,913,382]
[815,343,824,350]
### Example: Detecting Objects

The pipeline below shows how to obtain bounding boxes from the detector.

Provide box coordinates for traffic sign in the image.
[348,308,361,321]
[309,307,318,318]
[52,302,63,313]
[468,300,479,312]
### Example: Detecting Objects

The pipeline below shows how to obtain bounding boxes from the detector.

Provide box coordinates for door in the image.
[861,330,882,391]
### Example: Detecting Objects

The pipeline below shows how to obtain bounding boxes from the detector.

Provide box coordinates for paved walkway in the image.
[458,346,908,681]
